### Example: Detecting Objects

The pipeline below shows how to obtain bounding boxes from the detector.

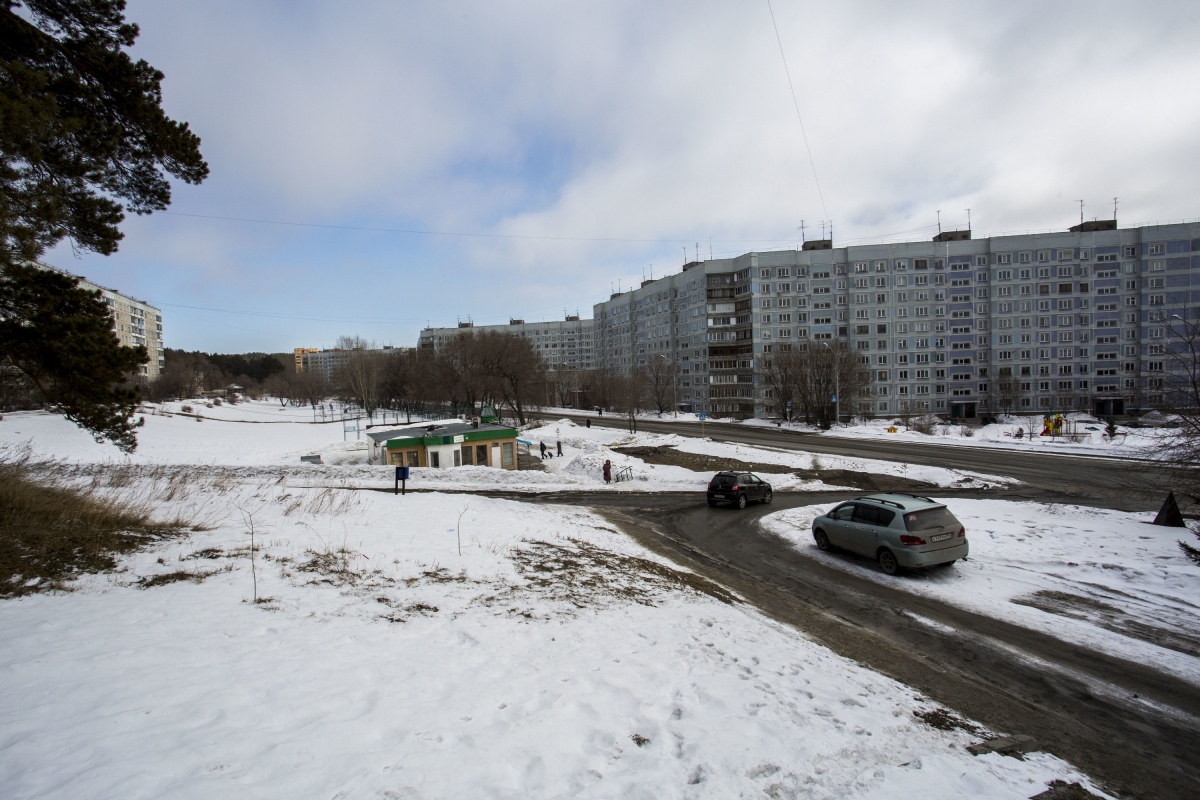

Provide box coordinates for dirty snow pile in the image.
[0,405,1115,798]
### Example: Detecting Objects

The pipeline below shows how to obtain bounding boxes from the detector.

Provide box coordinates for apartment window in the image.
[1148,243,1164,255]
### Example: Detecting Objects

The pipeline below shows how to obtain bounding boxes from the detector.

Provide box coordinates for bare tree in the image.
[646,355,677,415]
[993,367,1020,418]
[785,342,867,428]
[478,331,545,425]
[432,334,489,416]
[1149,311,1200,501]
[549,368,584,408]
[611,370,648,433]
[591,368,618,413]
[336,349,387,417]
[294,369,329,409]
[760,345,802,420]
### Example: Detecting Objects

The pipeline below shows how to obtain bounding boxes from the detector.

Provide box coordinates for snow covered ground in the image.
[0,401,1158,798]
[763,501,1200,688]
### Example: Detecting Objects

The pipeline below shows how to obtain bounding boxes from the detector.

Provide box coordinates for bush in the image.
[910,415,936,435]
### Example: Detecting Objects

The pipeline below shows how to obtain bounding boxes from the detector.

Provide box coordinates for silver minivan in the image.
[811,493,968,575]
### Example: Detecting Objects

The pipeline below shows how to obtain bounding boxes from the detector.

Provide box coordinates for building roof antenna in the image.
[965,208,971,232]
[1113,196,1119,225]
[937,209,941,235]
[1079,199,1085,227]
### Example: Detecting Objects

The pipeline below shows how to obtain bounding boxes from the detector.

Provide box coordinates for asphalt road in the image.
[511,414,1198,798]
[534,411,1175,506]
[499,489,1198,800]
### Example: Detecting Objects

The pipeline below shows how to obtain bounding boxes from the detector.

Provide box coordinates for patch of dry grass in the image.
[0,447,193,597]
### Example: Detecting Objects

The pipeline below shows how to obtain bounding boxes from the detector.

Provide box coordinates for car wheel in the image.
[761,489,773,505]
[878,549,900,575]
[813,529,831,551]
[736,493,747,510]
[707,498,717,507]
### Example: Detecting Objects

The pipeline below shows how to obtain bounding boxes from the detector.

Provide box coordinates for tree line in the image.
[264,332,548,425]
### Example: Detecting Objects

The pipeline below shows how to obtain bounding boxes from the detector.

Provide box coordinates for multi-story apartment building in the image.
[593,220,1200,420]
[418,316,595,371]
[38,263,165,379]
[293,346,406,380]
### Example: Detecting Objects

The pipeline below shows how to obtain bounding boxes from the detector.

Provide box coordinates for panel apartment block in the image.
[418,316,595,371]
[38,263,165,380]
[592,221,1200,420]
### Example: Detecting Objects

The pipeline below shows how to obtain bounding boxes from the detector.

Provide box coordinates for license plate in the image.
[712,494,724,499]
[930,533,952,542]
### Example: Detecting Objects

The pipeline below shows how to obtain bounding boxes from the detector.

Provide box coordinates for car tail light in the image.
[899,534,926,546]
[730,484,740,491]
[957,527,965,538]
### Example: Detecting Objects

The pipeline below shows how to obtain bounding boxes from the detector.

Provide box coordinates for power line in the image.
[766,0,829,221]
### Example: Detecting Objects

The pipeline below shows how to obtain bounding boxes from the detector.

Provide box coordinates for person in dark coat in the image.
[557,439,563,457]
[539,441,547,459]
[586,419,591,429]
[602,459,612,483]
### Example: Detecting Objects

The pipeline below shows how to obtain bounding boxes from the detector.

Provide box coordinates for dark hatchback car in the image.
[706,471,773,509]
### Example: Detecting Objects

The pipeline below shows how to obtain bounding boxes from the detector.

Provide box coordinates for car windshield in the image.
[903,507,959,532]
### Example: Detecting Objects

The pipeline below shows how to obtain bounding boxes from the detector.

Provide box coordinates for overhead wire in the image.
[765,0,829,222]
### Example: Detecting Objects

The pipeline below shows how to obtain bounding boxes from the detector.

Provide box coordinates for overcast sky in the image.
[42,0,1200,354]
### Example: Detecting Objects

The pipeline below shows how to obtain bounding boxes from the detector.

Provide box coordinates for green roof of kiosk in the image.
[383,421,516,449]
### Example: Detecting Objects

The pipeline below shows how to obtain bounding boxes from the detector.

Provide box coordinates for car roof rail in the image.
[883,491,936,503]
[849,494,902,513]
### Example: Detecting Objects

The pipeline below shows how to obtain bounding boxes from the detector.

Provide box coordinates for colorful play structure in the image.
[1039,414,1077,437]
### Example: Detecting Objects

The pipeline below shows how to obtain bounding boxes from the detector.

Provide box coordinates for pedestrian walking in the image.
[602,459,612,483]
[556,440,563,457]
[539,441,547,459]
[585,418,591,429]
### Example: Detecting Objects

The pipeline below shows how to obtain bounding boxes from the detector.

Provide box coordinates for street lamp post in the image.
[822,341,840,427]
[659,354,678,418]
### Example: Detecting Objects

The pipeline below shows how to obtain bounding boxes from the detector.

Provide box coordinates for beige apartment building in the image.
[39,262,165,379]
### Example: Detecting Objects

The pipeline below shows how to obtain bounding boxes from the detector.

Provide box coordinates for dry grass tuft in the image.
[0,448,192,597]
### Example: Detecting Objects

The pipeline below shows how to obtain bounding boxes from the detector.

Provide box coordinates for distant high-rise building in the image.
[592,220,1200,420]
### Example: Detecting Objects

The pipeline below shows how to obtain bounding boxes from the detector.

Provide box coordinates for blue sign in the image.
[396,466,410,481]
[831,394,837,403]
[698,412,707,421]
[786,400,792,409]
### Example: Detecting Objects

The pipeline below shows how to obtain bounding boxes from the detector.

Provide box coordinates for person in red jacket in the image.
[602,459,612,483]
